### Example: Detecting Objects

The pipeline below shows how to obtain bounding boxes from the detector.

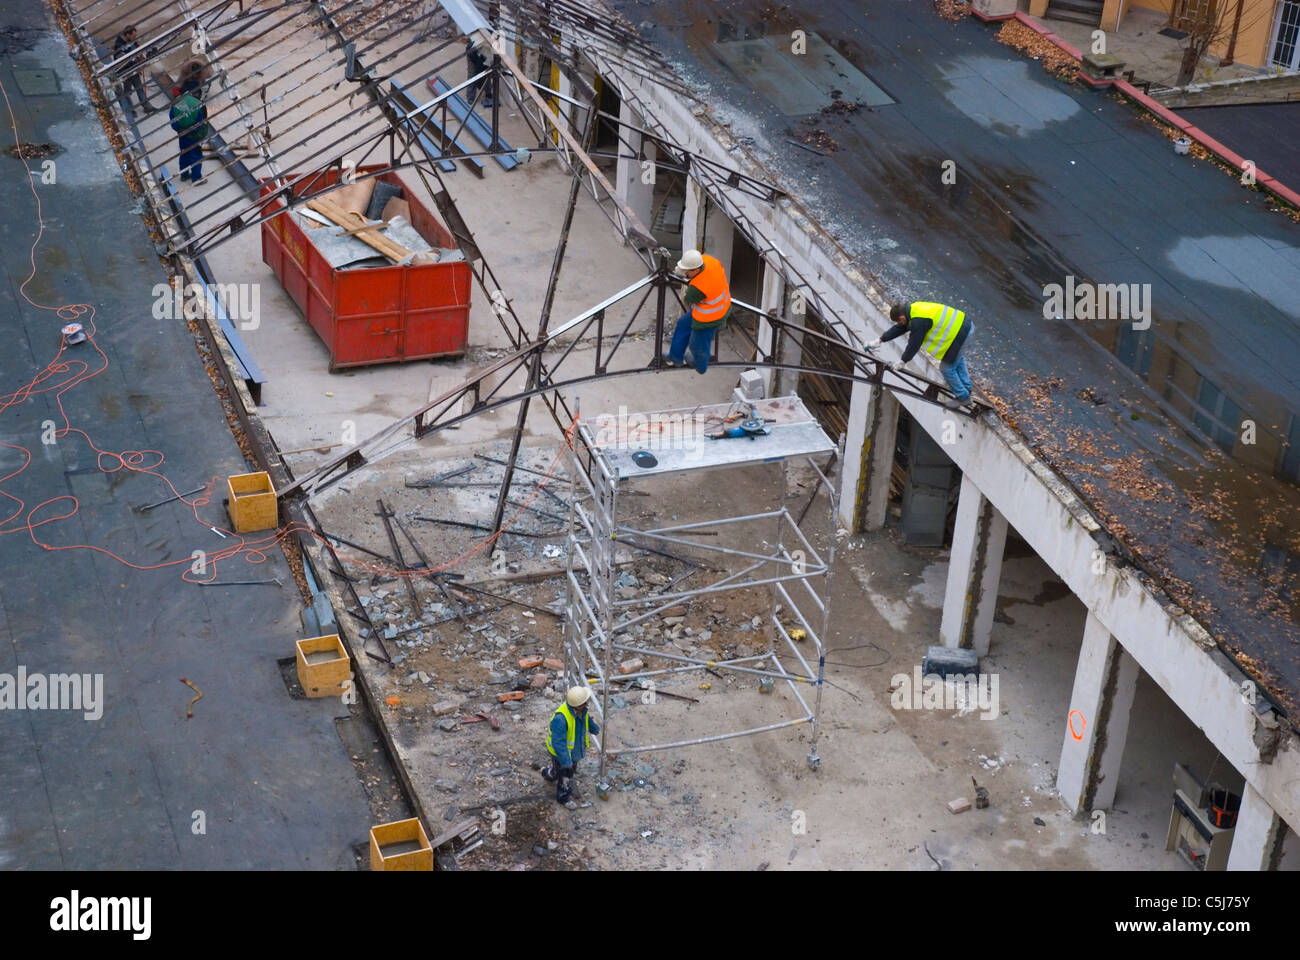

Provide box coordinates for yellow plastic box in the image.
[295,634,350,698]
[369,818,432,871]
[226,471,278,532]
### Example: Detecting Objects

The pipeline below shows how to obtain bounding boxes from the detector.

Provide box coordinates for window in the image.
[1116,325,1154,380]
[1193,377,1242,451]
[1271,1,1300,71]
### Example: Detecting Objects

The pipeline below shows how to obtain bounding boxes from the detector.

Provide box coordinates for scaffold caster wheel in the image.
[806,752,821,771]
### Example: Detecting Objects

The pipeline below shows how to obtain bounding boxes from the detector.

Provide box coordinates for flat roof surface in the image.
[587,396,834,478]
[0,4,369,867]
[622,1,1300,714]
[1178,102,1300,190]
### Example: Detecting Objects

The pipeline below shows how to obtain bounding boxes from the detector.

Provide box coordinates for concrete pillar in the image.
[615,101,655,231]
[681,176,705,252]
[861,387,900,532]
[1091,646,1138,810]
[839,380,900,533]
[775,289,802,398]
[756,262,784,395]
[940,474,1008,654]
[1057,614,1140,815]
[1227,783,1286,871]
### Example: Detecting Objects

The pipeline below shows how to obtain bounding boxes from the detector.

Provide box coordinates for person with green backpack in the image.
[169,91,209,183]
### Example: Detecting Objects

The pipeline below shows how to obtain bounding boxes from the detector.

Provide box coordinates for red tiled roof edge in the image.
[1003,11,1300,211]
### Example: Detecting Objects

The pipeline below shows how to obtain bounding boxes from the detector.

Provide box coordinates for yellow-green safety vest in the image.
[911,301,966,363]
[545,701,590,756]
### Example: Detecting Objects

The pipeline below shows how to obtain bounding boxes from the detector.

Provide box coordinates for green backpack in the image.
[171,94,205,133]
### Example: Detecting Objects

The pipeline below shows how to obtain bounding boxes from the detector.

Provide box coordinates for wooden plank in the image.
[429,817,480,849]
[335,219,388,238]
[306,197,411,263]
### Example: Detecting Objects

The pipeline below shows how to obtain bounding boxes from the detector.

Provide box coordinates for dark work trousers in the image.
[117,73,149,111]
[178,139,202,181]
[668,313,718,374]
[541,755,575,804]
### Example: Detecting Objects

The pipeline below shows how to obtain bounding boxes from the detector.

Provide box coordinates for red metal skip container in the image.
[260,167,470,370]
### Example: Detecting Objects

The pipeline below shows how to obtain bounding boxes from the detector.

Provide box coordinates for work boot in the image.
[556,776,573,805]
[540,759,557,783]
[943,397,967,411]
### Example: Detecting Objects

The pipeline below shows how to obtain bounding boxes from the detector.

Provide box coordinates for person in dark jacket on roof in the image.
[869,301,975,410]
[112,25,155,115]
[462,36,493,107]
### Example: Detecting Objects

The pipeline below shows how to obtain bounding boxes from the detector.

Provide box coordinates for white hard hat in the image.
[566,685,591,708]
[676,249,704,273]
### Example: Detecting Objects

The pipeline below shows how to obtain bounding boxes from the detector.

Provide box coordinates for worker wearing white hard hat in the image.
[541,684,601,805]
[664,248,732,374]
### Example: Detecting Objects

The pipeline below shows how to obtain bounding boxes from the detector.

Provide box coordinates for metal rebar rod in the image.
[448,582,559,617]
[377,499,423,617]
[324,532,398,567]
[410,516,563,539]
[138,484,206,511]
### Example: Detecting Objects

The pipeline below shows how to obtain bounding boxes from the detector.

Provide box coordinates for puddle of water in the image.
[1165,236,1300,319]
[939,57,1080,137]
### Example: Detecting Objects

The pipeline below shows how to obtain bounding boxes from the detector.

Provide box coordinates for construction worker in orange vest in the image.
[665,249,732,374]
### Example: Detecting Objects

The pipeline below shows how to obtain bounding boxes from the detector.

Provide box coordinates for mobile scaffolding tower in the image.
[563,396,838,778]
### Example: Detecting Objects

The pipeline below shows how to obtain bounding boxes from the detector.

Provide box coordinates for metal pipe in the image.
[606,644,814,684]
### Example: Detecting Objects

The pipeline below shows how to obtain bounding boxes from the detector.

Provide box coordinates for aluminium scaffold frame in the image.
[562,399,839,778]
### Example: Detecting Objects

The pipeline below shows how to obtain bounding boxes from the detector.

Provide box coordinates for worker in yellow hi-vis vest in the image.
[541,686,600,806]
[665,249,732,374]
[869,302,975,410]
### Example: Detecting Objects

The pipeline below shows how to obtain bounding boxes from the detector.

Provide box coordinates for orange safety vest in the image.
[689,255,731,325]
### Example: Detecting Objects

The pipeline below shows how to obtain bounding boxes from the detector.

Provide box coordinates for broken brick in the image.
[431,701,459,716]
[947,797,971,814]
[498,691,525,702]
[519,656,543,669]
[529,672,549,689]
[618,658,645,675]
[542,658,563,671]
